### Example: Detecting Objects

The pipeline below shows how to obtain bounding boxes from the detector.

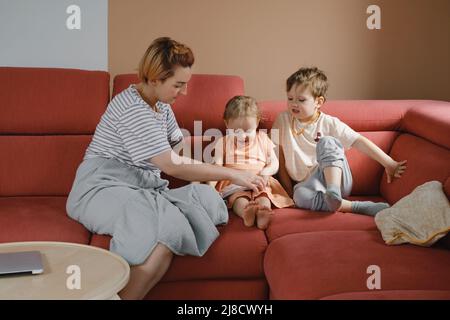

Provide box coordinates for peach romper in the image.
[214,131,294,209]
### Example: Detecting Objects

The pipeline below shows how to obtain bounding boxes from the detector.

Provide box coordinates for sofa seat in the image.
[264,231,450,299]
[266,196,385,242]
[91,213,268,281]
[0,196,90,244]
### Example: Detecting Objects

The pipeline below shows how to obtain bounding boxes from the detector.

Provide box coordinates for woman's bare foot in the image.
[242,201,258,227]
[256,205,273,230]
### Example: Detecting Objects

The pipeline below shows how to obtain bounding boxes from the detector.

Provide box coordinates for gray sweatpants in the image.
[293,136,352,212]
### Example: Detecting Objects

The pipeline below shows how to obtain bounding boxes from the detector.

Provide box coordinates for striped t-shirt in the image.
[84,84,184,175]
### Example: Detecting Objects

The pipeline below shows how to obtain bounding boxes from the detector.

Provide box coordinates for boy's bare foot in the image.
[242,201,258,227]
[256,205,273,230]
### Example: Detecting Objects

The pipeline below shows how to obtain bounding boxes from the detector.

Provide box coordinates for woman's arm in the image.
[208,140,224,188]
[352,135,407,183]
[150,149,265,192]
[276,146,294,197]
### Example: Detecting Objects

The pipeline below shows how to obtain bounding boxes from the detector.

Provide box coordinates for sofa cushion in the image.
[0,67,108,197]
[259,100,416,132]
[91,213,267,280]
[264,231,450,299]
[0,67,109,134]
[0,197,90,244]
[381,133,450,204]
[402,101,450,149]
[113,74,244,135]
[0,136,92,196]
[266,196,384,242]
[346,132,398,195]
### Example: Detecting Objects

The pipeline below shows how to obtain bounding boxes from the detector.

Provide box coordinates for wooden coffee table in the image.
[0,241,130,300]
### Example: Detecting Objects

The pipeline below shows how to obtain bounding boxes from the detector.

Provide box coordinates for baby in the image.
[272,67,407,216]
[210,96,294,229]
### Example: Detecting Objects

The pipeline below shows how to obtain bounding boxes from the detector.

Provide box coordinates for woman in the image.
[66,37,265,300]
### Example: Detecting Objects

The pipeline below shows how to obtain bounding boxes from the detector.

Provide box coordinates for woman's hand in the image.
[229,170,265,193]
[385,159,407,183]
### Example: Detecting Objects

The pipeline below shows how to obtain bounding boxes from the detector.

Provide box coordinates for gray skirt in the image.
[66,157,229,265]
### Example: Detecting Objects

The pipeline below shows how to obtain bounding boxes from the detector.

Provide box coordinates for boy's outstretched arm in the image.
[352,135,407,183]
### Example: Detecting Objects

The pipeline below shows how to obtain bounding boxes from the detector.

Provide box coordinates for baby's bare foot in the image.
[256,205,273,230]
[242,201,258,227]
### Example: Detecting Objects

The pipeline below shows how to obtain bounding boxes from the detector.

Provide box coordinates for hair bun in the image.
[172,43,189,55]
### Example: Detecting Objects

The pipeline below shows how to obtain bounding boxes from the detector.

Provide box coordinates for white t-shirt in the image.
[271,111,360,183]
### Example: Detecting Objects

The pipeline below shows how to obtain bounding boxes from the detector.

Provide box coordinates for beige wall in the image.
[109,0,450,101]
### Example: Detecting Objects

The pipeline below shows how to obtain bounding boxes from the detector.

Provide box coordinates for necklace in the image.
[291,111,321,136]
[135,85,160,113]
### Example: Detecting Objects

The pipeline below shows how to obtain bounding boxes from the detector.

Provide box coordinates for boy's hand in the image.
[385,160,407,183]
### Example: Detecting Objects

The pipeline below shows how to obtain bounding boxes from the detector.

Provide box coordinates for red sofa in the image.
[1,67,449,300]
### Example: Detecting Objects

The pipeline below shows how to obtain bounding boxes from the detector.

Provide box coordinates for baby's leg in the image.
[232,196,258,227]
[255,196,273,230]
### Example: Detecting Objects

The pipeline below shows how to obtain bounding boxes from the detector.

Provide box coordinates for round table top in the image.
[0,241,130,300]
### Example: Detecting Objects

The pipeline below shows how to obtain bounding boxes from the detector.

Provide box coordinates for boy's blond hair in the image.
[286,67,329,100]
[223,95,261,121]
[138,37,194,83]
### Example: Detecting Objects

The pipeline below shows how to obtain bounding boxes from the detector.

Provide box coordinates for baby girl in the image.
[210,96,294,230]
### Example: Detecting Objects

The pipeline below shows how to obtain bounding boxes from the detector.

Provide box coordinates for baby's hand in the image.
[385,159,407,183]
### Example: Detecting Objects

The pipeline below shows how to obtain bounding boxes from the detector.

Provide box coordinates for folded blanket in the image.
[375,181,450,247]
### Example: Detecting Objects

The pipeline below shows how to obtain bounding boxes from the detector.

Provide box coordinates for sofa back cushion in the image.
[381,101,450,204]
[0,67,109,134]
[381,133,450,204]
[259,100,415,131]
[401,101,450,149]
[0,67,109,196]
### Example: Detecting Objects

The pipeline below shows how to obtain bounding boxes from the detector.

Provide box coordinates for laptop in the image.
[0,251,44,275]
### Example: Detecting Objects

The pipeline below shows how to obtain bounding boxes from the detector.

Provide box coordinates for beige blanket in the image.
[375,181,450,246]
